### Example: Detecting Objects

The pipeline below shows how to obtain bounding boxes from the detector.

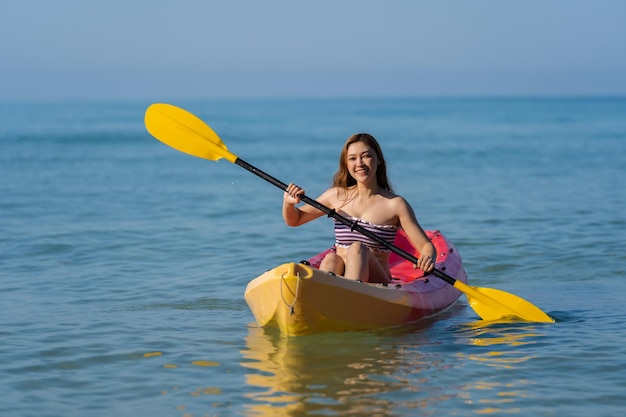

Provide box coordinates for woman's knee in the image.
[320,252,344,273]
[321,252,341,264]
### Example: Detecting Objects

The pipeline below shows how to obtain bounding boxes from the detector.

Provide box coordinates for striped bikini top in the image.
[334,217,399,252]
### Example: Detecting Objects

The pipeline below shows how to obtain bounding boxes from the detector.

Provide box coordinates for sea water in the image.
[1,97,625,416]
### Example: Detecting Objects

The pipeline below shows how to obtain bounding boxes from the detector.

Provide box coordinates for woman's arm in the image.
[395,197,436,272]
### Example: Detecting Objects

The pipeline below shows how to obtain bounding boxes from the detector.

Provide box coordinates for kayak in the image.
[244,230,467,336]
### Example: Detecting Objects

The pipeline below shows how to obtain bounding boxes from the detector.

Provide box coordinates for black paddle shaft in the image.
[235,158,458,286]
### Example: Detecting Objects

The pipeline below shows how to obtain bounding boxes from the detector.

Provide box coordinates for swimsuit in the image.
[334,217,399,252]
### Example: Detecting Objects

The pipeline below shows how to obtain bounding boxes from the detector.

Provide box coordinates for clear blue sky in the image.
[1,0,625,100]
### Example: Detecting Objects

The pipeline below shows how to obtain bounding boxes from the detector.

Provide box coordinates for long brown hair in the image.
[331,133,393,192]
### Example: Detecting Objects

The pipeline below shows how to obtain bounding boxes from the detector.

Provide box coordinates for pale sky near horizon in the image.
[1,0,625,100]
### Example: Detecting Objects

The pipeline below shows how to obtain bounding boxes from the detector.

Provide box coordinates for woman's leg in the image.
[343,242,370,282]
[343,242,391,283]
[364,253,391,284]
[319,252,345,276]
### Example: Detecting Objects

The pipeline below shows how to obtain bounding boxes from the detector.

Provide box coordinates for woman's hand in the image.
[284,183,304,205]
[414,242,436,273]
[415,254,435,273]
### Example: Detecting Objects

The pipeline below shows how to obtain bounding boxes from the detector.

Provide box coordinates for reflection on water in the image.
[241,325,413,416]
[455,320,543,371]
[453,320,548,415]
[241,318,548,416]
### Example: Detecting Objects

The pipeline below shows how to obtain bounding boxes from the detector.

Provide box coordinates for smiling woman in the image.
[283,133,436,283]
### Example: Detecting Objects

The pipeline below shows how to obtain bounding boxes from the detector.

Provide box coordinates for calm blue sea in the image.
[1,97,625,417]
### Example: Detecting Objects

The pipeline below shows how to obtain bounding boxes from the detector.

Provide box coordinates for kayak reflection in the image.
[240,324,446,416]
[241,315,547,416]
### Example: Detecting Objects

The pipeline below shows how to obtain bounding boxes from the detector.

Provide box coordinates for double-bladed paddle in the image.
[144,103,554,323]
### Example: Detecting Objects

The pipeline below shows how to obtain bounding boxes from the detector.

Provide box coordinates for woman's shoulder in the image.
[318,186,346,204]
[382,192,413,211]
[379,189,403,202]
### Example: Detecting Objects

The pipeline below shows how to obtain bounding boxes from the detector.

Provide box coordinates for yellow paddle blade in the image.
[454,281,554,323]
[144,103,238,163]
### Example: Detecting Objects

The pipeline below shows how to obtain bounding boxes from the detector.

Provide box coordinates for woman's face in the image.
[346,141,379,183]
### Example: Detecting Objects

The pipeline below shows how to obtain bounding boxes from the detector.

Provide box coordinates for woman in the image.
[283,133,436,284]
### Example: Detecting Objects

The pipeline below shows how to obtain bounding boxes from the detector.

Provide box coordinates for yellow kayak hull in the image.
[244,230,467,336]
